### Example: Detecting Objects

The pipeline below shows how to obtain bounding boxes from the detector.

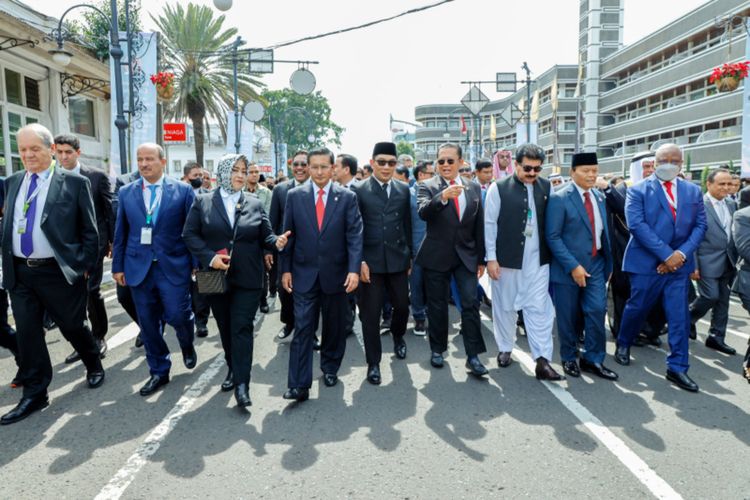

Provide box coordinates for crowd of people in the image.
[1,122,749,425]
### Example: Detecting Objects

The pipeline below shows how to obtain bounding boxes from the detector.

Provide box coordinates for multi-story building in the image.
[415,0,749,176]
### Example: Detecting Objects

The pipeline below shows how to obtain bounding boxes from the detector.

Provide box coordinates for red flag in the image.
[460,116,467,134]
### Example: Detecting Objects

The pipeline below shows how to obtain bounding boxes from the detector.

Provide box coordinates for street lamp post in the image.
[50,1,130,175]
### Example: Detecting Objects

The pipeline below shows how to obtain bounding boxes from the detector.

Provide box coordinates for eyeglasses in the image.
[521,165,543,173]
[375,159,398,167]
[292,161,307,167]
[437,159,457,166]
[459,168,471,173]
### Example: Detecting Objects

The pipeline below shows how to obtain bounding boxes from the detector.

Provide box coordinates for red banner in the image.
[163,123,187,142]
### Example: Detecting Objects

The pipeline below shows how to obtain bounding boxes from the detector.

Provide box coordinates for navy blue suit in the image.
[546,183,612,364]
[112,176,196,376]
[618,176,707,372]
[280,182,362,389]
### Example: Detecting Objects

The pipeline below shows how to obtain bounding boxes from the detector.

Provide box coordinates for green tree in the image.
[700,165,710,193]
[71,0,144,62]
[259,89,343,153]
[152,3,262,165]
[396,141,415,158]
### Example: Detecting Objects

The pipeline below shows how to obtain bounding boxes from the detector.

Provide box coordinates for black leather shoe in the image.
[430,352,444,368]
[182,345,197,369]
[743,365,750,382]
[234,383,252,408]
[562,360,580,378]
[614,345,630,366]
[413,319,426,336]
[367,364,381,385]
[535,358,563,381]
[638,334,662,347]
[689,323,697,340]
[394,338,407,359]
[259,303,270,314]
[87,370,105,388]
[380,318,392,332]
[97,338,108,358]
[277,325,293,340]
[0,395,49,425]
[43,318,57,331]
[196,327,209,338]
[139,374,169,396]
[323,373,338,387]
[705,335,736,355]
[10,369,22,388]
[465,356,488,377]
[221,370,234,392]
[496,352,512,368]
[282,387,309,402]
[135,334,144,348]
[666,370,699,392]
[64,350,81,364]
[313,336,321,351]
[580,359,618,381]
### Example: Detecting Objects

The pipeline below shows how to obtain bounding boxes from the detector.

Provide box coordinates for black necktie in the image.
[381,182,389,200]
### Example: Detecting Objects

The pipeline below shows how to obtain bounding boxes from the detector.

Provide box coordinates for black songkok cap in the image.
[571,152,598,168]
[372,142,398,158]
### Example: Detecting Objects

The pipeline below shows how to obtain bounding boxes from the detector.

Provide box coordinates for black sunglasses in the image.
[437,159,457,166]
[459,168,471,173]
[375,159,398,167]
[292,161,307,167]
[522,165,543,173]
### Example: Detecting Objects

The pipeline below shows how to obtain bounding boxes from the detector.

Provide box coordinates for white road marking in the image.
[93,353,225,500]
[697,319,749,341]
[479,312,682,500]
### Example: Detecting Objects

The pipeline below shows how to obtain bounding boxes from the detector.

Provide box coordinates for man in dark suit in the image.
[53,134,113,363]
[352,142,412,385]
[0,177,21,388]
[417,143,488,376]
[546,152,618,381]
[739,184,750,209]
[614,144,707,392]
[731,206,750,381]
[182,161,210,338]
[112,143,197,397]
[0,124,104,425]
[267,150,309,341]
[689,168,737,355]
[280,147,363,401]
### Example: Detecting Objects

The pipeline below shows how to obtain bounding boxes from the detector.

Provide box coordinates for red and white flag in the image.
[460,116,467,134]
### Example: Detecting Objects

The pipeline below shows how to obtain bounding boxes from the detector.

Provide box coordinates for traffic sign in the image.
[461,85,489,116]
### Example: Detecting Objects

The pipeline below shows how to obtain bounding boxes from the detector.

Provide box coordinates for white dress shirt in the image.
[573,182,603,251]
[440,175,467,218]
[312,181,332,208]
[707,193,731,237]
[141,174,164,219]
[220,188,242,227]
[12,165,56,258]
[372,176,392,198]
[660,177,679,209]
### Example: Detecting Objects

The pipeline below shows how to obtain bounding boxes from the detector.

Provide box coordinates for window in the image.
[69,98,97,137]
[5,69,22,105]
[172,160,181,172]
[205,160,214,171]
[24,77,40,111]
[4,69,41,110]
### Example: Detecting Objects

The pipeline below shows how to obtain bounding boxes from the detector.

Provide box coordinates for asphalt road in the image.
[0,280,748,499]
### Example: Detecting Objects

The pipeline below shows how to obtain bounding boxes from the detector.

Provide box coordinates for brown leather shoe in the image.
[535,357,563,381]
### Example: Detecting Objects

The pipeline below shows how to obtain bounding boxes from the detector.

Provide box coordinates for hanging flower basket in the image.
[708,61,749,92]
[150,72,175,102]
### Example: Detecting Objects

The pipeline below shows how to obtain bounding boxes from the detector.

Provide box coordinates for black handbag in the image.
[194,196,243,295]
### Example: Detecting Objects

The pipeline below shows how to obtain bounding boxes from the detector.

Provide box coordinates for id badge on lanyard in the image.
[523,208,534,238]
[141,181,159,245]
[17,164,55,234]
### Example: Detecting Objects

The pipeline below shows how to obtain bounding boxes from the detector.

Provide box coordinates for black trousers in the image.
[288,280,348,389]
[359,271,409,365]
[690,269,733,338]
[191,281,210,330]
[278,285,295,329]
[0,288,17,357]
[207,286,261,386]
[116,283,139,324]
[611,268,666,338]
[423,264,486,357]
[87,254,108,340]
[10,260,102,399]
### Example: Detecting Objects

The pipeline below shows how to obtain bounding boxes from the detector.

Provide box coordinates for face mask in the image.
[189,177,203,189]
[655,163,679,182]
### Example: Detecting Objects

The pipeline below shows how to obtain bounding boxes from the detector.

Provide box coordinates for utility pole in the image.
[522,62,532,142]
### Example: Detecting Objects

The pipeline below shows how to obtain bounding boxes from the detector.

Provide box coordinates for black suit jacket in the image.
[352,177,412,274]
[1,167,98,288]
[182,190,277,290]
[602,181,629,266]
[112,171,140,223]
[739,185,750,210]
[416,176,484,273]
[79,164,113,253]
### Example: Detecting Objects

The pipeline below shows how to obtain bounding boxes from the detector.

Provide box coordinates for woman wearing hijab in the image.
[183,154,289,408]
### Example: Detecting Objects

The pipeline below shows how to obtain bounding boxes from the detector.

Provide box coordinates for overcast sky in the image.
[27,0,708,161]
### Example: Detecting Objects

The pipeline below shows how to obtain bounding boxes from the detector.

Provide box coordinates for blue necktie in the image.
[147,185,159,225]
[21,173,38,257]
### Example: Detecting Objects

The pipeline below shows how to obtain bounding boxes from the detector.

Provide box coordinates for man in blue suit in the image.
[614,144,707,392]
[112,143,197,397]
[546,153,618,381]
[280,147,363,401]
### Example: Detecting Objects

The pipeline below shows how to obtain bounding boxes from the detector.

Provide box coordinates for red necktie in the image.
[583,191,597,257]
[449,180,460,219]
[664,181,676,220]
[316,188,325,230]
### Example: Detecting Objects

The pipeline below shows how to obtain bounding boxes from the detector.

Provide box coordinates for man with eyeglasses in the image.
[459,161,473,183]
[409,161,434,336]
[485,143,562,381]
[416,143,488,377]
[352,142,412,385]
[268,150,310,342]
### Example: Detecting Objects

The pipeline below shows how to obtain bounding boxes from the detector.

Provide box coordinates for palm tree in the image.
[152,3,263,166]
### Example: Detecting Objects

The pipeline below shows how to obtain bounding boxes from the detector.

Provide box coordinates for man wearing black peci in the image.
[352,142,412,385]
